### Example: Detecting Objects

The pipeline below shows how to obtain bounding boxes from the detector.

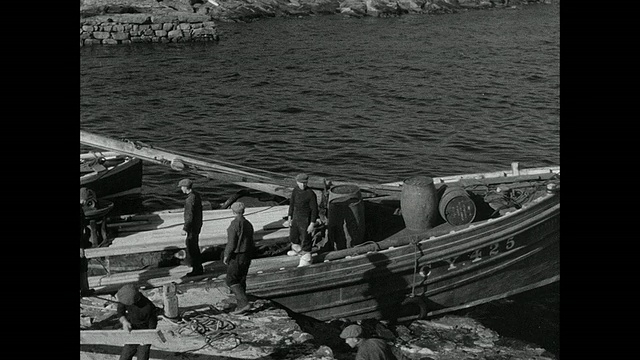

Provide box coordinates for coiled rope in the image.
[171,308,241,353]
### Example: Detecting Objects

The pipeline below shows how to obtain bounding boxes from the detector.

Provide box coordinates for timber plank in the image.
[86,206,289,259]
[80,329,171,346]
[88,251,305,292]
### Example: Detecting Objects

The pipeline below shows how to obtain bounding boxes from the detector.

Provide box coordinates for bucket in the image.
[400,176,438,231]
[327,185,366,250]
[439,186,476,226]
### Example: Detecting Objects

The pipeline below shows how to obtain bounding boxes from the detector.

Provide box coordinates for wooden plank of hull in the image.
[269,226,559,321]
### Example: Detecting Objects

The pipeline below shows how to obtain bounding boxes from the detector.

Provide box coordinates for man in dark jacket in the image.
[340,324,397,360]
[116,284,158,360]
[80,194,94,297]
[224,201,255,315]
[179,178,204,277]
[286,173,319,259]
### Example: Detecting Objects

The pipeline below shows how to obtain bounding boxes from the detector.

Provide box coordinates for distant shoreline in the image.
[80,0,557,46]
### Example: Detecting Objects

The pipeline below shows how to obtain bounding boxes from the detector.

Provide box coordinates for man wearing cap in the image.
[179,178,204,277]
[340,324,397,360]
[116,284,158,360]
[80,196,94,297]
[224,201,255,315]
[286,173,319,259]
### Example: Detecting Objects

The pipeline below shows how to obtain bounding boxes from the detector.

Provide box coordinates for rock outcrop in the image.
[81,286,556,359]
[80,0,555,45]
[81,0,556,23]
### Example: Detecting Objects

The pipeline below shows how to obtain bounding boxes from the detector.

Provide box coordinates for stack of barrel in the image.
[400,176,476,231]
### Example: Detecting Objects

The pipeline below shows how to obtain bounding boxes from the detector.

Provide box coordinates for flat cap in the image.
[295,173,309,183]
[116,284,139,306]
[230,201,245,214]
[178,178,193,188]
[80,187,96,202]
[339,324,363,339]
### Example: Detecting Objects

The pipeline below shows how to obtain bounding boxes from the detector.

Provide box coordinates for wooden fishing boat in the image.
[80,131,560,322]
[80,151,143,199]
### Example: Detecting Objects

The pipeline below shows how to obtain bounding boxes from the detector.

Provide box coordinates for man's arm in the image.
[148,302,158,329]
[287,190,296,219]
[309,190,319,223]
[183,195,194,232]
[224,222,238,264]
[117,304,132,332]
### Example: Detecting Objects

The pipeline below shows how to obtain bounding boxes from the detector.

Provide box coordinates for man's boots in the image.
[229,284,251,315]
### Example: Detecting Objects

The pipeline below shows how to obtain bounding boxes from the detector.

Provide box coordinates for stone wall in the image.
[80,12,219,46]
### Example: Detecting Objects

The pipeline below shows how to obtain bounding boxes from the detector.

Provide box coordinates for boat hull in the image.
[80,154,143,199]
[246,193,559,321]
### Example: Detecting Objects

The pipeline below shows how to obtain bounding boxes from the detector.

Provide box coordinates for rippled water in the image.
[81,4,559,210]
[80,3,559,355]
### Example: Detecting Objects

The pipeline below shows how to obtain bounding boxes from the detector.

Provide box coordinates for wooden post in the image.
[89,220,100,247]
[163,282,179,319]
[100,216,109,244]
[511,162,520,176]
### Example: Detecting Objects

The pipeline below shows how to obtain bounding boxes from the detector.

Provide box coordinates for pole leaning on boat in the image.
[79,130,402,198]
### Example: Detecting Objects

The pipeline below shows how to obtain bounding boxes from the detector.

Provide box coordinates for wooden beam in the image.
[85,228,290,259]
[86,205,290,259]
[80,329,172,346]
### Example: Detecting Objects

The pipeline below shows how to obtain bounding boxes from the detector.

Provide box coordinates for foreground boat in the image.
[83,165,558,322]
[247,166,558,321]
[80,151,143,199]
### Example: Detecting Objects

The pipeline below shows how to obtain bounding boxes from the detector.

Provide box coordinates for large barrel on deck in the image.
[400,176,438,231]
[439,186,476,226]
[327,185,365,250]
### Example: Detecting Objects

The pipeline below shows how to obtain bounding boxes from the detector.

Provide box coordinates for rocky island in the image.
[80,0,555,45]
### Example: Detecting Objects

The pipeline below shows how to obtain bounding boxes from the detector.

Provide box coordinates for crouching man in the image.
[340,324,397,360]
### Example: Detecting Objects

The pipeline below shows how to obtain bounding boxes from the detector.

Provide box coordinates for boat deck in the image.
[85,205,290,259]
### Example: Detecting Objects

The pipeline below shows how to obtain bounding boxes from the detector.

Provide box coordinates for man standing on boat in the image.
[179,178,204,277]
[285,173,319,261]
[224,201,255,315]
[340,324,397,360]
[80,190,95,297]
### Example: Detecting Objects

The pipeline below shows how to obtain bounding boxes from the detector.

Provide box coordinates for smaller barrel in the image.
[327,185,366,250]
[400,176,438,231]
[439,187,476,226]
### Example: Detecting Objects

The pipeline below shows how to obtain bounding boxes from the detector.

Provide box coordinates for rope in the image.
[171,311,241,353]
[410,242,419,297]
[352,241,382,251]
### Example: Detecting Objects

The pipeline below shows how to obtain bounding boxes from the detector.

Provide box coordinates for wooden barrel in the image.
[327,185,366,250]
[439,186,476,226]
[400,176,438,231]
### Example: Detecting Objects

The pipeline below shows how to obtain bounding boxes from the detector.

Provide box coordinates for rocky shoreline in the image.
[80,0,557,46]
[81,286,557,360]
